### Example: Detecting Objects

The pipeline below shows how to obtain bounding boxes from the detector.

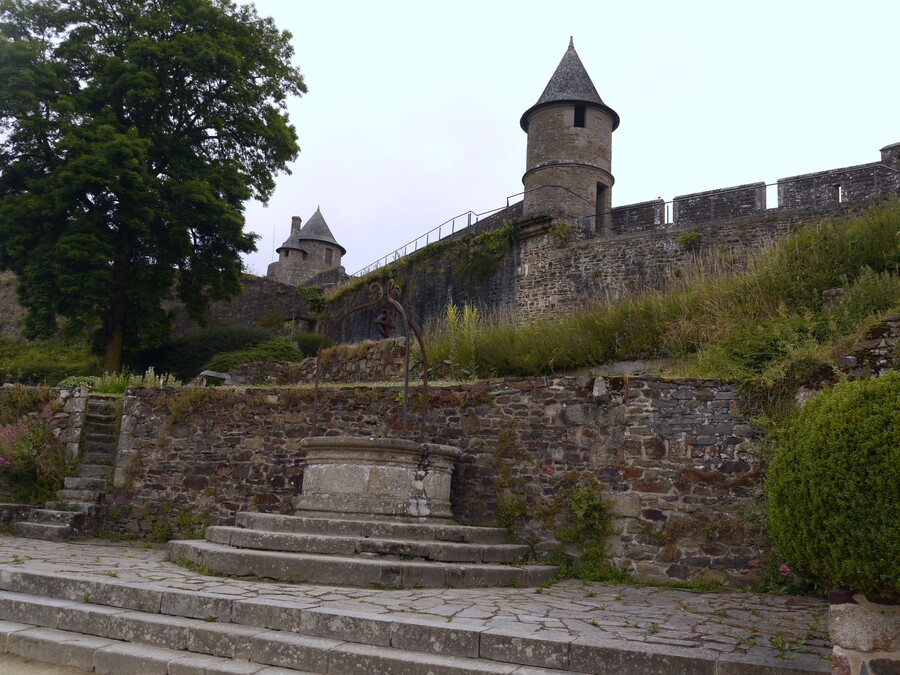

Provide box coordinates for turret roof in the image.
[276,207,346,256]
[520,38,619,132]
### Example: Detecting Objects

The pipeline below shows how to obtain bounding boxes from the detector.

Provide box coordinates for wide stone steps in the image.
[205,525,531,564]
[169,539,556,589]
[0,587,572,674]
[236,512,511,545]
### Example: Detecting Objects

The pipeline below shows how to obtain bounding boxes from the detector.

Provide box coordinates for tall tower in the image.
[520,38,619,235]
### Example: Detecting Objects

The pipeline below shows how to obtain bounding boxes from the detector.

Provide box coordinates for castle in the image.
[266,207,346,287]
[325,39,900,341]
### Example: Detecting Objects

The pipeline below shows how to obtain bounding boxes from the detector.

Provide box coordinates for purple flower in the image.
[779,564,791,577]
[545,467,555,476]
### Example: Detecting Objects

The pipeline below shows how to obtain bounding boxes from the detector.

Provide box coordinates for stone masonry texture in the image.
[102,376,766,586]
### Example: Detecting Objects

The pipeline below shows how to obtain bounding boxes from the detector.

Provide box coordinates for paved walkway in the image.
[0,535,832,672]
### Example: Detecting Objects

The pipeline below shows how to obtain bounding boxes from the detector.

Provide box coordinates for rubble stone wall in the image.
[102,376,766,585]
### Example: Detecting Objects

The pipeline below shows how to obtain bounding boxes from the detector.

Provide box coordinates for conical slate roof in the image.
[276,207,346,256]
[520,38,619,132]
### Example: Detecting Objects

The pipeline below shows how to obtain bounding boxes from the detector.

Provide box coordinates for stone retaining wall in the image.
[103,376,766,585]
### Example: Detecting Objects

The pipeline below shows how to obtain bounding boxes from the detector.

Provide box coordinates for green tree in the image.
[0,0,306,370]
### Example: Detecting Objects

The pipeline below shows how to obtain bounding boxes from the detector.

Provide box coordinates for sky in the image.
[238,0,900,278]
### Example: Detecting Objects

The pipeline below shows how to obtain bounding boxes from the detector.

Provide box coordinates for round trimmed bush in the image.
[767,371,900,597]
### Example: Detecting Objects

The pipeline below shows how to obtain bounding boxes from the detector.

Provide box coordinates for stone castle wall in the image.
[329,143,900,338]
[101,377,765,585]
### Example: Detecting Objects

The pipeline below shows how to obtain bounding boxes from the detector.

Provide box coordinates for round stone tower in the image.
[266,207,346,286]
[520,38,619,235]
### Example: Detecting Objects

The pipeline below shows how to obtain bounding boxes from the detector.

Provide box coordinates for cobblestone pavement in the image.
[0,535,832,670]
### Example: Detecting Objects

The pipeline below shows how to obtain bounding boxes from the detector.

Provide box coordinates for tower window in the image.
[574,104,586,128]
[325,248,333,265]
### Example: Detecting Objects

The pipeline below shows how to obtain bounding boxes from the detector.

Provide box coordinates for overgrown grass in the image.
[0,339,101,385]
[57,367,181,394]
[427,202,900,417]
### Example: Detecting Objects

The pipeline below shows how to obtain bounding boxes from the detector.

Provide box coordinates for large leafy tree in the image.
[0,0,306,371]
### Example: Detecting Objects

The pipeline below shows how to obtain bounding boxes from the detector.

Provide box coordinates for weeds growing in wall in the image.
[428,202,900,420]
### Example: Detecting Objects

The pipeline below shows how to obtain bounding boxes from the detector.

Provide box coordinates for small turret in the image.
[266,207,345,286]
[521,38,618,234]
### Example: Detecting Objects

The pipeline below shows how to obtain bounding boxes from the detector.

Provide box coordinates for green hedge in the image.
[202,339,305,373]
[766,372,900,596]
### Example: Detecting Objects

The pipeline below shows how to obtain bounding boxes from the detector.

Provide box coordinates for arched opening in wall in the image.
[325,248,333,265]
[574,104,586,128]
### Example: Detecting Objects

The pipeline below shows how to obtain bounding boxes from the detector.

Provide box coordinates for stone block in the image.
[298,607,392,646]
[94,641,182,675]
[830,599,900,652]
[57,603,128,637]
[480,630,571,669]
[187,621,267,659]
[6,626,116,672]
[232,598,312,632]
[241,630,338,671]
[570,635,717,674]
[159,587,236,622]
[605,492,640,518]
[0,591,76,628]
[107,611,195,650]
[390,615,481,657]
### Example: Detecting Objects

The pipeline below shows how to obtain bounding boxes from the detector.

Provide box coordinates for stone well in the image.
[293,437,462,523]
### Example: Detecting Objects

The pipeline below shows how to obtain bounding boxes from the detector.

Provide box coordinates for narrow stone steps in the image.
[55,488,102,503]
[77,464,114,479]
[206,525,531,564]
[45,500,97,514]
[168,539,556,589]
[64,476,109,491]
[0,590,570,675]
[79,451,115,465]
[236,512,511,545]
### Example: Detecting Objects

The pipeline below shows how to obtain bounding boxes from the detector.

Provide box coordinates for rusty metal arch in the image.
[311,279,428,440]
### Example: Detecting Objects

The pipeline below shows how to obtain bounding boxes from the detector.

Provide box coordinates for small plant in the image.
[204,615,218,623]
[649,623,660,635]
[676,228,700,250]
[549,220,574,241]
[0,412,77,503]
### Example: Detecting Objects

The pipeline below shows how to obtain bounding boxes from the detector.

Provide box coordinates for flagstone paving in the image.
[0,535,831,672]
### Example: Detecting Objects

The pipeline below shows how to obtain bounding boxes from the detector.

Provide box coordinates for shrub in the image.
[294,332,331,357]
[0,339,100,385]
[202,339,305,373]
[0,414,77,503]
[766,372,900,597]
[132,325,276,381]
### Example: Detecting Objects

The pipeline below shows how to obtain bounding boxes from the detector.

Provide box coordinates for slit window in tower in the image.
[574,104,586,128]
[325,247,333,265]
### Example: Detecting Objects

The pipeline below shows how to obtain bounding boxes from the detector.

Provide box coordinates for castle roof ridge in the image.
[520,38,619,132]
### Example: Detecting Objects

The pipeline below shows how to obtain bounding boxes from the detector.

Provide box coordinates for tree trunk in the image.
[104,226,132,373]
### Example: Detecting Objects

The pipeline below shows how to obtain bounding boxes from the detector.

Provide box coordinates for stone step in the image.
[24,509,86,528]
[54,489,101,503]
[80,451,115,465]
[45,500,97,514]
[64,476,108,491]
[206,525,532,564]
[83,434,116,452]
[12,522,72,541]
[168,539,557,589]
[76,464,114,480]
[236,511,511,545]
[0,591,570,674]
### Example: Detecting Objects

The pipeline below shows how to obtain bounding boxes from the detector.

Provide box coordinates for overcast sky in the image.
[239,0,899,278]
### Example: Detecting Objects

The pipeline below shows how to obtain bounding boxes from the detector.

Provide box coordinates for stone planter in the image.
[829,590,900,674]
[294,436,462,522]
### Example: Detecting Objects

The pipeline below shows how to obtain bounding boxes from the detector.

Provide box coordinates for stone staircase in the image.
[0,564,828,674]
[169,512,557,589]
[15,396,119,540]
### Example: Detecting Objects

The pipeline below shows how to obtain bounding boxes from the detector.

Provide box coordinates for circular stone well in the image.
[294,437,462,522]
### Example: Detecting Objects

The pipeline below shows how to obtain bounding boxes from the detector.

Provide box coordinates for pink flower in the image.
[779,564,791,577]
[545,467,555,476]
